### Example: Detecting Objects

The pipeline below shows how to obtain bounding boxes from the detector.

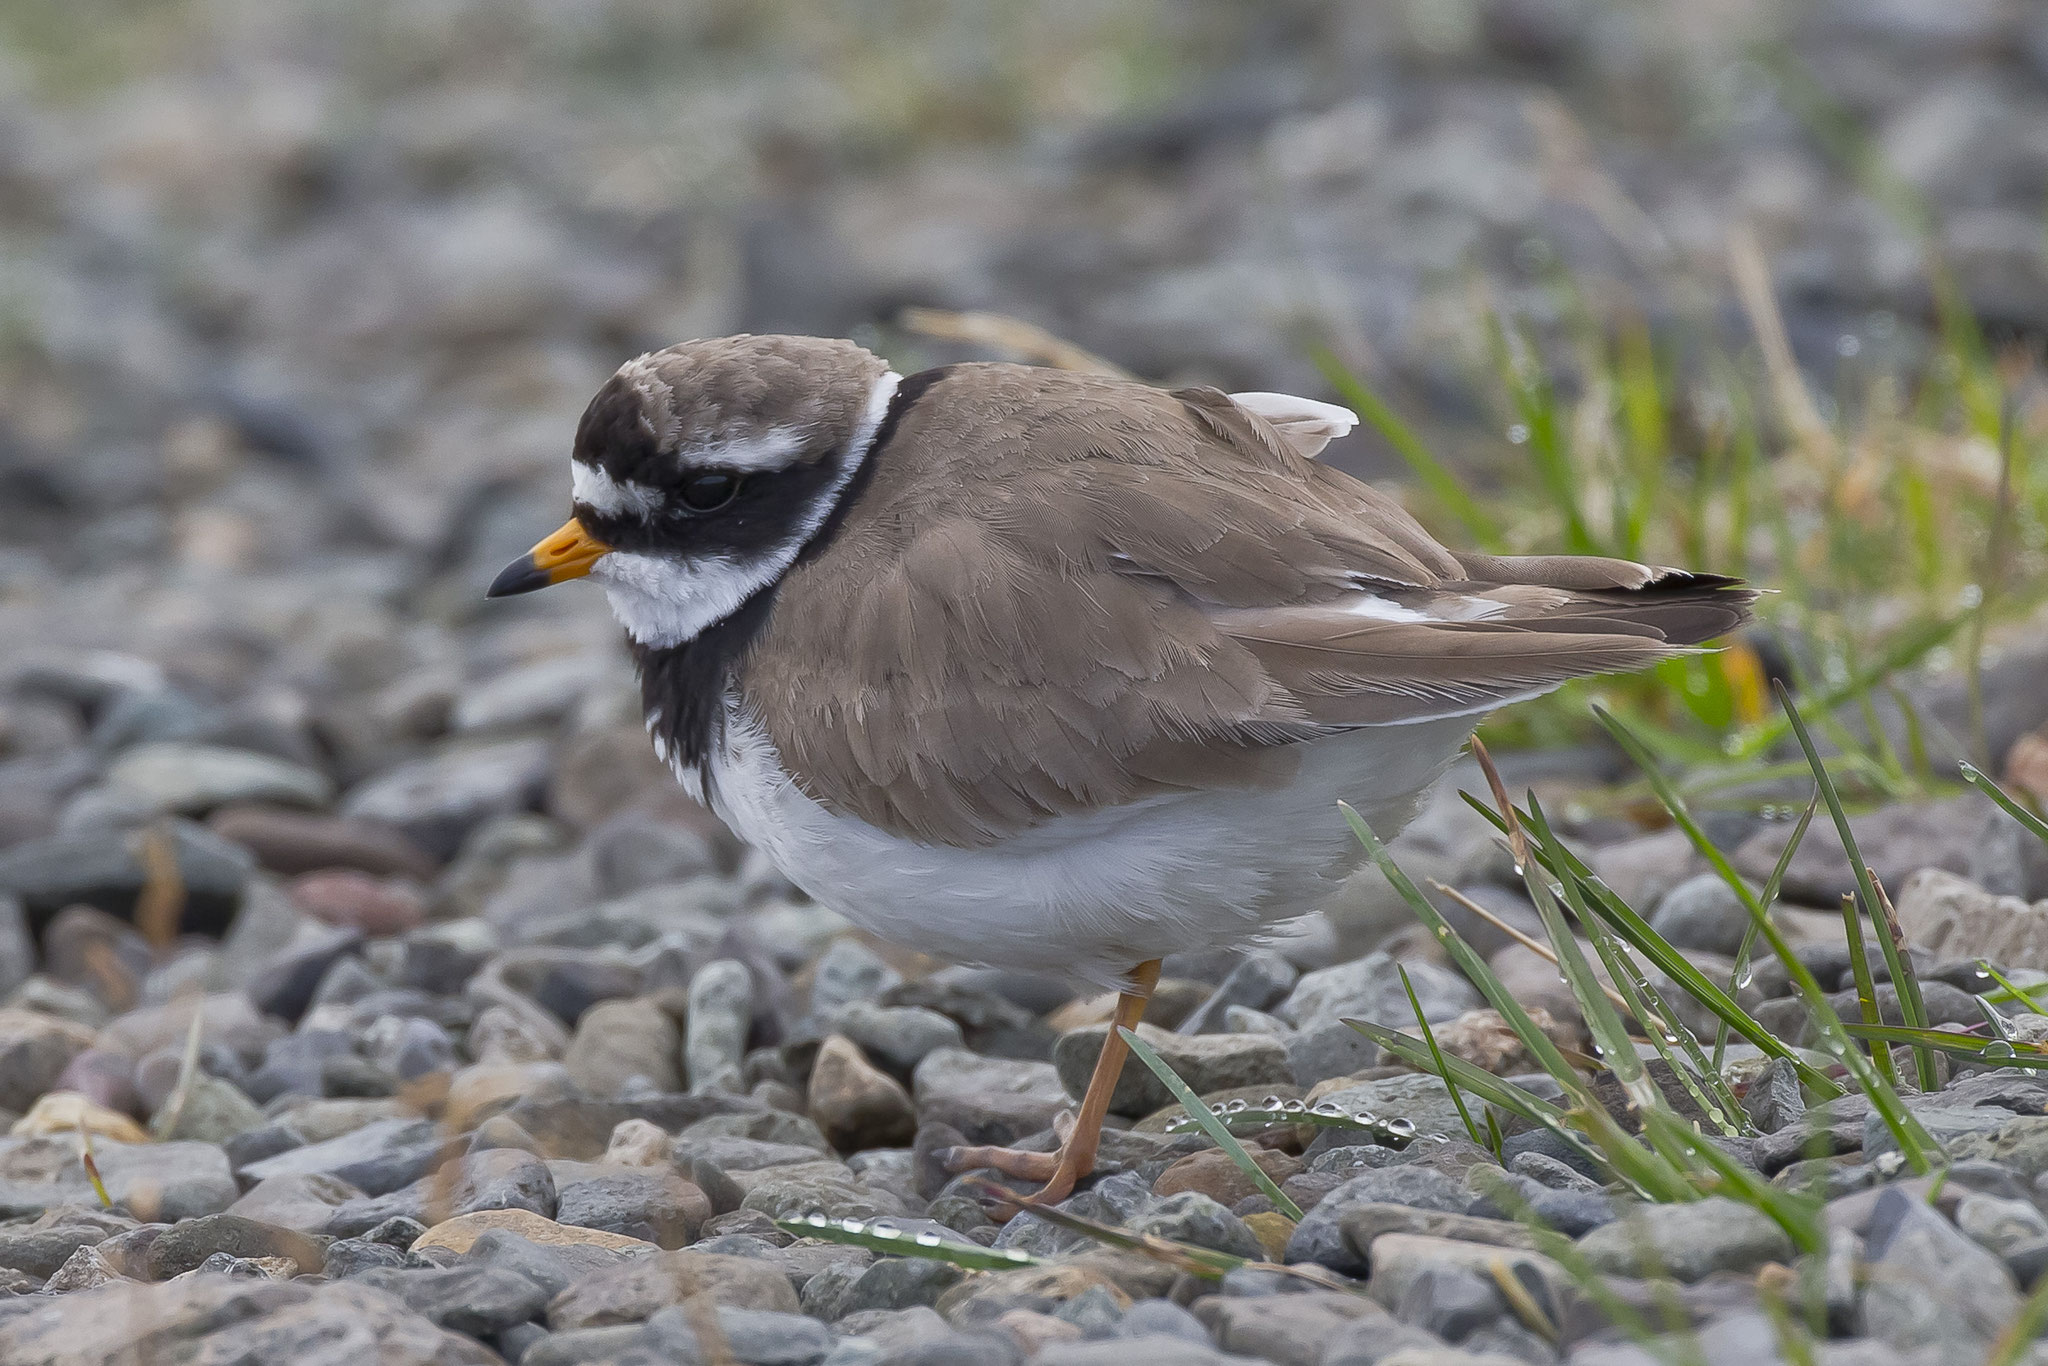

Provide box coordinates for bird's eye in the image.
[677,471,742,512]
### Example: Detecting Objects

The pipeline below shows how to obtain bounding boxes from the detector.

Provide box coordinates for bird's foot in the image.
[938,1122,1089,1215]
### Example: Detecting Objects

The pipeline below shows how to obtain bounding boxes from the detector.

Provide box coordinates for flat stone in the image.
[411,1207,660,1256]
[911,1048,1069,1146]
[646,1302,834,1365]
[99,992,275,1062]
[1310,1071,1481,1143]
[499,1092,760,1161]
[227,1172,365,1233]
[340,739,552,863]
[325,1147,557,1236]
[1193,1291,1387,1366]
[1130,1191,1263,1260]
[1577,1197,1795,1282]
[208,806,438,880]
[0,1275,499,1364]
[107,743,332,815]
[551,1164,710,1249]
[1277,951,1479,1030]
[1893,867,2048,969]
[547,1248,801,1329]
[1734,793,1989,906]
[1942,1115,2048,1178]
[829,1001,965,1078]
[356,1263,553,1337]
[1154,1147,1302,1208]
[237,1117,450,1196]
[1053,1023,1289,1117]
[0,821,254,937]
[1284,1166,1468,1276]
[11,1092,147,1144]
[145,1213,328,1278]
[1364,1232,1574,1321]
[1340,1202,1541,1268]
[935,1263,1133,1326]
[1862,1185,2023,1353]
[289,870,427,938]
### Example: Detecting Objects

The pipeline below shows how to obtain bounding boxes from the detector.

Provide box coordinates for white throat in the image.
[593,370,901,650]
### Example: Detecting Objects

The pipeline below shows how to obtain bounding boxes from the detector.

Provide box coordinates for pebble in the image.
[808,1035,916,1152]
[208,805,438,879]
[563,996,683,1096]
[0,822,254,935]
[144,1213,328,1278]
[289,869,428,937]
[912,1048,1069,1146]
[809,939,903,1016]
[340,739,552,862]
[547,1248,802,1329]
[1197,1290,1387,1365]
[1285,1167,1469,1276]
[0,1276,500,1364]
[1276,951,1481,1030]
[829,1000,965,1077]
[1577,1197,1796,1282]
[1861,1185,2023,1353]
[105,742,333,815]
[552,1164,710,1248]
[1053,1023,1289,1116]
[686,958,754,1094]
[409,1207,658,1256]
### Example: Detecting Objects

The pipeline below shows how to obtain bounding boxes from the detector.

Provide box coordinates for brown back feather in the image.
[739,365,1753,846]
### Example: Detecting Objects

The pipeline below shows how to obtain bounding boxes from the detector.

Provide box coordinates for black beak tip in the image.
[485,556,551,600]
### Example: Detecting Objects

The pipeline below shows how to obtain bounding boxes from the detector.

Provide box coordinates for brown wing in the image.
[739,365,1751,847]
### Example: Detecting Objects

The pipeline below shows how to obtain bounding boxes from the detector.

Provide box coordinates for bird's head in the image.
[487,334,897,649]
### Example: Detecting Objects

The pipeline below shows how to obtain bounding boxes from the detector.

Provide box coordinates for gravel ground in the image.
[1,640,2048,1365]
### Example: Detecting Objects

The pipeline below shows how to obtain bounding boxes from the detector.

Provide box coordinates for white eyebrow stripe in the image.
[679,428,808,473]
[571,461,664,517]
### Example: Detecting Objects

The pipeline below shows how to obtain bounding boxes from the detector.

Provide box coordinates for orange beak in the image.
[485,518,612,598]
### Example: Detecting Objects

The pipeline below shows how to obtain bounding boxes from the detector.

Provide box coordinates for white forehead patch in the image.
[571,461,664,518]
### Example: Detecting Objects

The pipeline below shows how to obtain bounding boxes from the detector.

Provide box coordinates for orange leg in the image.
[942,959,1161,1208]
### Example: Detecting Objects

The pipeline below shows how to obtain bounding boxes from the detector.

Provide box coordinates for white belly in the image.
[700,704,1471,988]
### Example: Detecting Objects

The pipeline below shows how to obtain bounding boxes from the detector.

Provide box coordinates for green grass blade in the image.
[1347,1017,1613,1177]
[1460,790,1841,1097]
[1716,796,1817,1070]
[1840,1022,2048,1069]
[1595,705,1940,1170]
[1961,762,2048,845]
[1638,1109,1824,1255]
[1836,891,1898,1086]
[1400,965,1485,1149]
[1777,682,1937,1090]
[1118,1026,1304,1221]
[778,1214,1045,1270]
[1524,800,1749,1137]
